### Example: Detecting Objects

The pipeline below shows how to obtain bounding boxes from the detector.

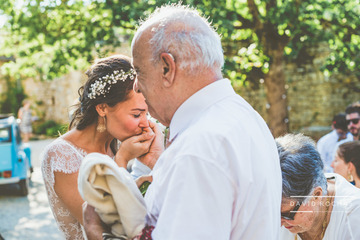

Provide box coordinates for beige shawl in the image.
[78,152,146,239]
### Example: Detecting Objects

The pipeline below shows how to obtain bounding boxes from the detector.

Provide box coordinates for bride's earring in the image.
[97,116,106,133]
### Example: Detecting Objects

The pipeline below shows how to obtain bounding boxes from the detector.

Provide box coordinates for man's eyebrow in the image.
[131,108,146,111]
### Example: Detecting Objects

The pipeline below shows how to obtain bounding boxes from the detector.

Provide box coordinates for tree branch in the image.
[266,0,276,12]
[320,18,359,36]
[234,25,253,30]
[225,10,254,29]
[247,0,263,31]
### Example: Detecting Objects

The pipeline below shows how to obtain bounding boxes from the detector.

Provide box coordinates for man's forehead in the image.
[132,39,147,59]
[131,48,142,68]
[346,112,360,119]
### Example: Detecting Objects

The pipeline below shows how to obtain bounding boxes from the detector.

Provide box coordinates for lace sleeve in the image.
[42,138,86,187]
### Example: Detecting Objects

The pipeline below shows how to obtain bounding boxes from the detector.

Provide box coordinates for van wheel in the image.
[19,178,29,196]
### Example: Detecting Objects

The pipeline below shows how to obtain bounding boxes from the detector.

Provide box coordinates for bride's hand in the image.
[137,121,164,169]
[115,129,155,168]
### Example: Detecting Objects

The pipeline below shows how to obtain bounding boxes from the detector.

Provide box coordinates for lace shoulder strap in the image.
[42,138,86,186]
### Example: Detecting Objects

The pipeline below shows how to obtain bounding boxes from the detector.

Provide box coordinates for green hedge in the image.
[33,120,68,137]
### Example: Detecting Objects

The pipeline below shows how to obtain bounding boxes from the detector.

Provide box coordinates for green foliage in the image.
[33,120,68,137]
[0,0,359,133]
[0,75,26,114]
[1,0,359,83]
[1,0,121,80]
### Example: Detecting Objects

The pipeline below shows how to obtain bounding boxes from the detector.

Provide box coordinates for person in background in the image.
[277,133,360,240]
[41,55,158,239]
[18,99,33,142]
[345,102,360,141]
[317,113,351,172]
[331,141,360,188]
[83,4,282,240]
[330,102,360,163]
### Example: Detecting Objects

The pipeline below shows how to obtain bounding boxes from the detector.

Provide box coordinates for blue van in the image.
[0,114,32,196]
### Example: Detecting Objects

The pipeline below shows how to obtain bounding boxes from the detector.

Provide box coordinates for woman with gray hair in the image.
[276,134,360,240]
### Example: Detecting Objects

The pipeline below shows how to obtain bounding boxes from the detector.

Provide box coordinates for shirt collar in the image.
[168,78,235,142]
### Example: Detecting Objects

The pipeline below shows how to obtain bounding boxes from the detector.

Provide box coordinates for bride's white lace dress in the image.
[41,138,87,240]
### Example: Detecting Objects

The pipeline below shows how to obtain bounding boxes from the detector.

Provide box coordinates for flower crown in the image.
[88,68,136,100]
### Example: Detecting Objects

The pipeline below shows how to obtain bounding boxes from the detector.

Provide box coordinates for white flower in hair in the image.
[88,68,136,99]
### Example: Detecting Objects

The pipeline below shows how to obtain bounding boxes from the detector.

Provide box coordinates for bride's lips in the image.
[284,226,293,229]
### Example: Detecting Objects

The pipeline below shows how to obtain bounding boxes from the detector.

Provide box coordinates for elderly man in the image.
[277,134,360,239]
[84,4,282,239]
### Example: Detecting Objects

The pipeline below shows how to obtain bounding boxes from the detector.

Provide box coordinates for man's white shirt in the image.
[144,79,282,239]
[317,130,353,173]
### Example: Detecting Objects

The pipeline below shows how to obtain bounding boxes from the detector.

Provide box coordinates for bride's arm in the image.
[54,170,84,225]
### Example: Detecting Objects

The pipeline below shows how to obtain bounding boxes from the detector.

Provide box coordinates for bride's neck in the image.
[65,126,114,154]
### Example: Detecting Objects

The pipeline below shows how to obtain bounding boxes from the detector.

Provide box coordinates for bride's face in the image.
[105,91,149,141]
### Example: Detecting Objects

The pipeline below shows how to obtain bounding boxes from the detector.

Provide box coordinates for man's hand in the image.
[135,175,153,188]
[138,121,164,169]
[115,129,155,168]
[82,202,104,240]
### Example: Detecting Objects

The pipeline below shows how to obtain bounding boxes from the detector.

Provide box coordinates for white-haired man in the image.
[84,4,282,239]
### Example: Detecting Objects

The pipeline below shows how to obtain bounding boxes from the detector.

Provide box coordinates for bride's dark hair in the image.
[69,55,135,130]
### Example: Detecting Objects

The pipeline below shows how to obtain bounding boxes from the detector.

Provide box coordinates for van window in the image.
[0,127,11,143]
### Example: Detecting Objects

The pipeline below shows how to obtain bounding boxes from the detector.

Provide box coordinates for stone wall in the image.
[235,43,360,139]
[22,71,85,123]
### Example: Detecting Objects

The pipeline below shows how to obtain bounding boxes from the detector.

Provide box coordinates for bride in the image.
[41,55,158,239]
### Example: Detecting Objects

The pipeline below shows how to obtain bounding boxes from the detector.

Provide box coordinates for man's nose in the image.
[280,218,287,226]
[133,79,141,93]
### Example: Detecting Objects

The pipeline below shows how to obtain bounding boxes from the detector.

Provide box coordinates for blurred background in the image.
[1,0,359,140]
[0,0,359,239]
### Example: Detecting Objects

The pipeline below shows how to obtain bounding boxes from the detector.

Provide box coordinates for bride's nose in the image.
[139,114,149,128]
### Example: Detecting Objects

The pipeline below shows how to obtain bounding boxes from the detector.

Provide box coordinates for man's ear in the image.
[95,103,107,117]
[312,186,323,201]
[160,52,176,88]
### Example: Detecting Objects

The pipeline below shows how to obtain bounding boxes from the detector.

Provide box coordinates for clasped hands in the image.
[114,120,164,170]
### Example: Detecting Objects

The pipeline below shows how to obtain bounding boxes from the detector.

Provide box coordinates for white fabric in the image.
[41,138,86,240]
[145,79,282,239]
[317,130,352,173]
[131,159,151,179]
[78,153,146,238]
[280,173,360,239]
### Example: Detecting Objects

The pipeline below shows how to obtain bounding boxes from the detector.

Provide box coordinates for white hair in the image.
[131,4,224,73]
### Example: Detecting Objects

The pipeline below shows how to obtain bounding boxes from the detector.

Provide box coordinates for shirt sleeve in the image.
[151,155,234,240]
[42,140,83,186]
[131,159,152,179]
[316,137,326,159]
